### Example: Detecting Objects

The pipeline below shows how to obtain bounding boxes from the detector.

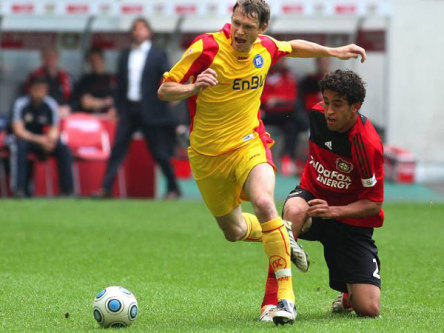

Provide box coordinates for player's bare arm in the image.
[307,199,382,219]
[158,68,218,102]
[288,40,367,63]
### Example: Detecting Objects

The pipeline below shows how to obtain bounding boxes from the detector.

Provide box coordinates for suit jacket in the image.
[115,44,174,126]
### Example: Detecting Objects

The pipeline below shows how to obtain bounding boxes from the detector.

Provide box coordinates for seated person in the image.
[73,48,116,117]
[11,76,74,197]
[25,46,73,117]
[299,57,331,112]
[261,58,308,175]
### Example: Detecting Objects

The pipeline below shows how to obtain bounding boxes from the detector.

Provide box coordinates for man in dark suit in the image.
[96,17,180,199]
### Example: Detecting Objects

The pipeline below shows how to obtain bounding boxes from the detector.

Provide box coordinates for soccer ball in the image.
[93,286,138,328]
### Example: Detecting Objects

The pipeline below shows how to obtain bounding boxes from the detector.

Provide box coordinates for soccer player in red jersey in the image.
[261,69,384,318]
[159,0,367,324]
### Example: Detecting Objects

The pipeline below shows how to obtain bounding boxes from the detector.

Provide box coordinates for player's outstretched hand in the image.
[332,44,367,63]
[307,199,338,219]
[193,68,218,94]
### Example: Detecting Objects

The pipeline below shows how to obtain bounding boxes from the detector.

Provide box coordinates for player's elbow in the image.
[369,201,383,215]
[363,200,382,216]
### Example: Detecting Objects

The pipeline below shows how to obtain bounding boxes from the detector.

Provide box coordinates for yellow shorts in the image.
[188,136,274,217]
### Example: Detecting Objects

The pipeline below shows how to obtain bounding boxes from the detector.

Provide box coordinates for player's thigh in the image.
[243,163,278,221]
[194,174,240,218]
[195,174,246,240]
[325,222,381,293]
[347,283,380,317]
[239,140,277,220]
[188,148,241,218]
[238,138,275,201]
[243,162,275,201]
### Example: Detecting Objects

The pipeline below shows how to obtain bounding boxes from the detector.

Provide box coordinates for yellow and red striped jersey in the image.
[162,24,292,156]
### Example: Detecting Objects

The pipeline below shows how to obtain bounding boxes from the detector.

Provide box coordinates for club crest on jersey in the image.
[253,54,264,68]
[24,113,33,123]
[310,155,352,189]
[336,158,353,174]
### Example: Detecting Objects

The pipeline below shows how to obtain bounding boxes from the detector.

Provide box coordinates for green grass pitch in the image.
[1,199,443,332]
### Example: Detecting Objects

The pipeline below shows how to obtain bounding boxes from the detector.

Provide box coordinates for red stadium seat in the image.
[61,113,110,160]
[61,113,125,196]
[30,153,57,197]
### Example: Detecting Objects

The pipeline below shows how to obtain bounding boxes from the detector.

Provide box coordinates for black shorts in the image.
[285,186,381,293]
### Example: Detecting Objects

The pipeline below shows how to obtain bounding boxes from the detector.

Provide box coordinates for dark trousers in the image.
[11,138,74,195]
[263,108,309,158]
[102,101,179,194]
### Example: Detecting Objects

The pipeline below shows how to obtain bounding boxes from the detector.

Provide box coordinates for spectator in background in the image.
[73,48,116,118]
[299,57,331,113]
[10,76,74,198]
[261,58,308,175]
[94,17,181,199]
[25,46,72,117]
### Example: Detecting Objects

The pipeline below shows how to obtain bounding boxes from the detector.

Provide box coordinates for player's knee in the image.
[222,231,242,242]
[283,204,306,224]
[219,225,244,242]
[251,195,275,217]
[354,300,380,317]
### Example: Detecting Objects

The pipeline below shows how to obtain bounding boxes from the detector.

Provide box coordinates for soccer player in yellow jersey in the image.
[158,0,366,325]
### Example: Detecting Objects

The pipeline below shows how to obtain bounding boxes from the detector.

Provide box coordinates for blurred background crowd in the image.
[0,0,443,199]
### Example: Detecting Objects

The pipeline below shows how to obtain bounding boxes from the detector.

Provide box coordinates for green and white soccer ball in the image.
[93,286,138,328]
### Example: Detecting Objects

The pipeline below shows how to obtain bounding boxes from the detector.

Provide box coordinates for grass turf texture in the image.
[1,200,443,332]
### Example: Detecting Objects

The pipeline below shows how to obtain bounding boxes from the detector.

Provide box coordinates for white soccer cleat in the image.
[332,293,353,313]
[272,299,297,325]
[283,220,310,272]
[259,304,276,322]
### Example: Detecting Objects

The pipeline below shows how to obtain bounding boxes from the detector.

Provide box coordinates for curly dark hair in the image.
[233,0,270,28]
[319,69,366,105]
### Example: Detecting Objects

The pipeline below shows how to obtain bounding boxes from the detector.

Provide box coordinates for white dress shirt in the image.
[127,40,152,102]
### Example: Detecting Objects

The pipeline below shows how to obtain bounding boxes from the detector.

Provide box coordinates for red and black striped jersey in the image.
[300,102,384,228]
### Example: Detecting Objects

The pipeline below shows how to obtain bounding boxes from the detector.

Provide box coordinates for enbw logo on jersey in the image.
[232,75,265,90]
[253,55,264,68]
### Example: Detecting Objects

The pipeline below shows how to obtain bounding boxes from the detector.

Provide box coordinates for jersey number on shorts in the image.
[372,258,381,279]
